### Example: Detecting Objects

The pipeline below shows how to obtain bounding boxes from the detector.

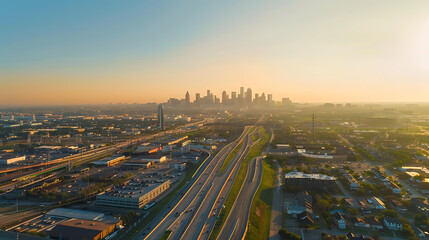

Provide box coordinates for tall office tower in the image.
[240,87,244,99]
[185,91,190,104]
[231,91,237,105]
[158,104,164,130]
[282,98,292,105]
[207,90,211,97]
[222,91,228,104]
[195,93,201,103]
[254,93,259,104]
[261,93,266,103]
[267,94,273,103]
[246,88,252,104]
[215,97,220,104]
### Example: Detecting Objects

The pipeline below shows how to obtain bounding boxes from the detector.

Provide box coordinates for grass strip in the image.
[158,230,171,240]
[209,127,269,240]
[245,157,276,240]
[219,142,243,175]
[251,133,260,143]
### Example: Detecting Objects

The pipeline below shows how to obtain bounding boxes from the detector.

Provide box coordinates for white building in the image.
[368,197,386,210]
[0,156,26,165]
[384,217,402,231]
[141,156,167,163]
[96,180,170,209]
[168,162,186,171]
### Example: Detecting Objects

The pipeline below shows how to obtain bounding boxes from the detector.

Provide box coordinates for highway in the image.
[216,156,263,240]
[135,126,251,240]
[180,128,257,240]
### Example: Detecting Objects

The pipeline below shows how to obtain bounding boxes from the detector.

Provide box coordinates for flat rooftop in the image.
[46,208,104,221]
[101,180,169,199]
[285,171,335,180]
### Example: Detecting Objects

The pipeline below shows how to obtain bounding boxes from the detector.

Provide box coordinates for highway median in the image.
[209,127,269,240]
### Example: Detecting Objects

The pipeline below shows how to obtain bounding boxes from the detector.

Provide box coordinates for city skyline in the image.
[2,1,429,105]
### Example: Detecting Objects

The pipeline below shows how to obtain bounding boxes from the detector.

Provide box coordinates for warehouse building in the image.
[96,180,170,209]
[49,218,118,240]
[0,155,26,165]
[93,156,125,167]
[284,171,336,189]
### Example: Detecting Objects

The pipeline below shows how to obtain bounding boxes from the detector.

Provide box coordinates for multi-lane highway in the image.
[136,126,252,240]
[180,128,257,240]
[217,156,263,240]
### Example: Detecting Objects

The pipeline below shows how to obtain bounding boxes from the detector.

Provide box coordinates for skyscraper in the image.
[240,87,244,99]
[246,88,252,105]
[195,93,201,103]
[222,91,228,104]
[231,91,237,105]
[267,94,273,103]
[185,91,190,104]
[158,104,164,129]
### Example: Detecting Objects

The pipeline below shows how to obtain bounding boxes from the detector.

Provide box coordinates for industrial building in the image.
[141,155,167,163]
[93,156,125,167]
[168,162,186,171]
[46,208,105,221]
[49,218,118,240]
[123,160,152,169]
[0,155,26,165]
[284,171,336,189]
[96,180,170,209]
[136,144,162,154]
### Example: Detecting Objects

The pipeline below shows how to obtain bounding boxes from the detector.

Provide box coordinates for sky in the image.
[1,0,429,105]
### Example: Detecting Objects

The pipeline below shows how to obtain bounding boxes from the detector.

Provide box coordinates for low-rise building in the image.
[364,216,383,230]
[387,181,401,194]
[49,218,118,240]
[46,208,105,220]
[367,197,386,210]
[0,155,26,165]
[346,233,375,240]
[96,180,170,209]
[332,212,346,229]
[383,217,402,231]
[287,191,313,216]
[284,172,336,189]
[141,156,167,163]
[344,173,359,190]
[123,161,152,169]
[168,162,186,171]
[351,217,370,228]
[93,156,125,167]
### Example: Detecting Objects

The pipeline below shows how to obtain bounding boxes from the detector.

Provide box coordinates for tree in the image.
[279,229,301,240]
[382,209,398,218]
[414,214,429,230]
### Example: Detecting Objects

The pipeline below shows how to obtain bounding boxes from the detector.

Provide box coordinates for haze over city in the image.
[4,2,429,240]
[2,0,429,105]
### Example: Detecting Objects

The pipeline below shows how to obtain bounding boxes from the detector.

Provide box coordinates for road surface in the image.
[217,157,263,240]
[135,126,251,240]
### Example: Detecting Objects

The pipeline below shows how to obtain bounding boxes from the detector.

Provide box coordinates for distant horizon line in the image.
[0,100,428,108]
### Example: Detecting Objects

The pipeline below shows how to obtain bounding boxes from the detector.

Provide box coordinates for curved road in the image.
[135,126,251,240]
[217,156,263,240]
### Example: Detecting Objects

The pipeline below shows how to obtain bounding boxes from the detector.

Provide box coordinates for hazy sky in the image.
[1,0,429,105]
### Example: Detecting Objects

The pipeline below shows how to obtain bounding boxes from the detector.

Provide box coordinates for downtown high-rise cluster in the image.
[167,87,291,107]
